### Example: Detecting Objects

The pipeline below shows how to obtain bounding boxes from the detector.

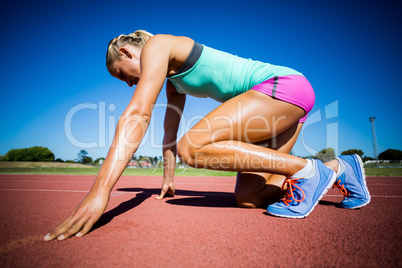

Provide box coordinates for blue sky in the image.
[1,0,401,161]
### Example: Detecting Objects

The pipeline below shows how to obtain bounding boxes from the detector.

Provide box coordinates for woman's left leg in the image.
[234,123,303,208]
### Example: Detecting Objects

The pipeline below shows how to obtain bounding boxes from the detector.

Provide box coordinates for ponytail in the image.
[129,30,153,45]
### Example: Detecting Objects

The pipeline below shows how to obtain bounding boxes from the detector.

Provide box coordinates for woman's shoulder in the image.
[144,34,194,49]
[140,34,177,63]
[142,34,195,71]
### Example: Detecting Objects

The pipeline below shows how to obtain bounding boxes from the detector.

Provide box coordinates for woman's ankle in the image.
[324,159,339,173]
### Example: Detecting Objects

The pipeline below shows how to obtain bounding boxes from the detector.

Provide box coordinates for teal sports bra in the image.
[167,44,302,103]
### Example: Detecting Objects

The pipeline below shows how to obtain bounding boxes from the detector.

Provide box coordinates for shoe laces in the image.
[281,178,305,206]
[332,179,350,197]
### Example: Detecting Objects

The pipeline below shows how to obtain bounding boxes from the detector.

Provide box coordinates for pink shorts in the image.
[250,75,315,123]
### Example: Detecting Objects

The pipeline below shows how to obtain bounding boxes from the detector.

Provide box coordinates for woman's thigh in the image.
[178,90,305,153]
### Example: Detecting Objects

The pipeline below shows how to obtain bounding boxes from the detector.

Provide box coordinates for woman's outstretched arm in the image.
[43,108,154,241]
[43,36,172,241]
[156,80,186,199]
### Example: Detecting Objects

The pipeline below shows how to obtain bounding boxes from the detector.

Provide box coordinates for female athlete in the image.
[43,30,370,241]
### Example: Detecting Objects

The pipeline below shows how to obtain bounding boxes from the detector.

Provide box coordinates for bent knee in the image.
[234,191,263,209]
[236,200,259,209]
[177,138,197,167]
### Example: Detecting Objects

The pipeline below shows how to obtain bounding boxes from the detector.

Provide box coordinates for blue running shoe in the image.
[267,160,336,218]
[333,154,370,209]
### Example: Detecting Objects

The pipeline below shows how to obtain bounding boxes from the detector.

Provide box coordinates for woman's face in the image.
[111,46,141,87]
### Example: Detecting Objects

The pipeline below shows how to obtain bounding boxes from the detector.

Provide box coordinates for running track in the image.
[0,174,401,267]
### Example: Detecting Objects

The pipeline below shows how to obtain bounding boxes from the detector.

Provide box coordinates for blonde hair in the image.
[106,30,154,73]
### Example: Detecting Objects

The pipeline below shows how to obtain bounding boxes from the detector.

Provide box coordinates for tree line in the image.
[301,148,402,162]
[1,146,401,164]
[2,146,55,162]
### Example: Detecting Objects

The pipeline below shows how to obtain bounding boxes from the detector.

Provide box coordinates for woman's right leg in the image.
[177,90,336,218]
[235,123,302,208]
[234,123,343,209]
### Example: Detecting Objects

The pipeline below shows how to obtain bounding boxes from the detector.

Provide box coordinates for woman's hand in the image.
[43,190,109,241]
[156,177,175,199]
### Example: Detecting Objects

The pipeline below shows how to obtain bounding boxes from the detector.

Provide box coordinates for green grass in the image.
[0,166,237,177]
[122,167,237,177]
[364,167,402,177]
[0,162,400,177]
[0,167,101,175]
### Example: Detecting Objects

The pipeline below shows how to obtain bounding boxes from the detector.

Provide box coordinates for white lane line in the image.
[0,188,228,197]
[369,183,402,186]
[326,194,402,198]
[0,180,93,183]
[110,193,126,197]
[0,189,400,198]
[0,188,139,195]
[0,180,234,186]
[0,188,89,193]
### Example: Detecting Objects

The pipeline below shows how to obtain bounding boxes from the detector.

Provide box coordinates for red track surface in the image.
[0,174,401,267]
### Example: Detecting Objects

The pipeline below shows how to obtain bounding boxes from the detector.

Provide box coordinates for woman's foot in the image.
[267,160,336,218]
[332,154,371,209]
